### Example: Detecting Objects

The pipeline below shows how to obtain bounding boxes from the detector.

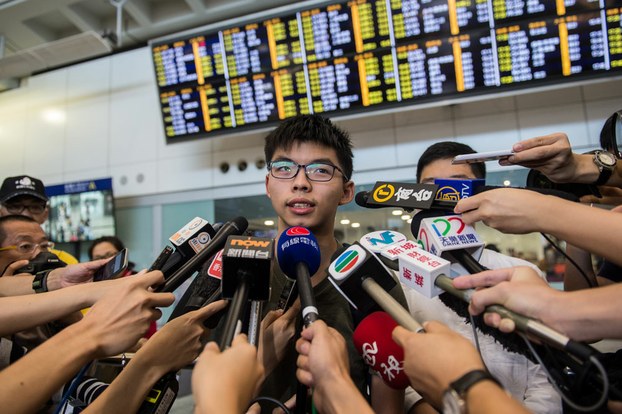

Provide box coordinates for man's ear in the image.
[339,180,355,205]
[265,175,272,200]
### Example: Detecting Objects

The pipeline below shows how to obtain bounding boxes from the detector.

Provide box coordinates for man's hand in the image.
[452,267,558,333]
[192,335,263,414]
[46,258,112,290]
[501,133,588,183]
[392,321,485,408]
[455,188,549,234]
[136,300,227,372]
[258,302,299,377]
[80,270,175,357]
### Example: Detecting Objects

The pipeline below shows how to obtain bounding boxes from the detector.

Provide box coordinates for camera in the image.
[16,251,67,274]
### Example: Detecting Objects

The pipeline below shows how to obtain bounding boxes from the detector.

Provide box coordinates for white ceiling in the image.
[0,0,296,82]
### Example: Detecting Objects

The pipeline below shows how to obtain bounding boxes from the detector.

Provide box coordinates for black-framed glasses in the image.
[268,160,347,182]
[0,241,55,254]
[2,203,47,215]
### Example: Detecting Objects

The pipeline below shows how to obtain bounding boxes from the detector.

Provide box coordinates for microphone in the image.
[156,217,248,293]
[395,240,598,361]
[328,243,424,332]
[353,311,410,389]
[355,179,581,212]
[166,249,225,328]
[159,217,217,280]
[410,209,486,277]
[276,226,321,327]
[219,235,272,349]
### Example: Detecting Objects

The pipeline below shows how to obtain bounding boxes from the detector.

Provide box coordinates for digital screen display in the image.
[151,0,622,143]
[43,178,116,243]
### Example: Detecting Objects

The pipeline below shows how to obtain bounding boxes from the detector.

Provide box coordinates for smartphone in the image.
[452,149,514,164]
[93,248,129,282]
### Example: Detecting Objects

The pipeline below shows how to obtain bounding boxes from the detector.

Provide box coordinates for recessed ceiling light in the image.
[392,209,402,216]
[351,222,360,228]
[264,220,274,226]
[340,219,350,225]
[401,214,410,220]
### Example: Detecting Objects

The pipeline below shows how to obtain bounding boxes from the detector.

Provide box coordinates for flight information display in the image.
[151,0,622,142]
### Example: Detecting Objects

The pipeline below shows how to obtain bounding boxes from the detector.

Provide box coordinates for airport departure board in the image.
[151,0,622,142]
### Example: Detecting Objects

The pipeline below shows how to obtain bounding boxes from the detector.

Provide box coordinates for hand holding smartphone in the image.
[452,149,514,164]
[93,248,129,282]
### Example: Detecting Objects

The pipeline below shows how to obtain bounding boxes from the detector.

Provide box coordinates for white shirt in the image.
[403,249,562,414]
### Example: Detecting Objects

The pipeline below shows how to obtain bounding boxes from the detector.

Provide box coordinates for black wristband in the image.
[32,269,51,293]
[450,369,501,397]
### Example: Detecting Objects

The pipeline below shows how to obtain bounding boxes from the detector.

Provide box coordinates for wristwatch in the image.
[592,150,617,186]
[32,269,52,293]
[442,369,501,414]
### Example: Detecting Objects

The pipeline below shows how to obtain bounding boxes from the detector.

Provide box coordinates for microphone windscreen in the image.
[355,191,372,208]
[353,311,409,389]
[277,227,321,278]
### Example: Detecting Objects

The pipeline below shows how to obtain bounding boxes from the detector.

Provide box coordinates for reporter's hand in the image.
[501,133,586,183]
[81,270,175,357]
[192,335,263,414]
[295,320,349,389]
[455,188,549,234]
[258,302,299,377]
[1,259,29,276]
[137,300,227,372]
[392,321,485,408]
[452,267,557,333]
[46,258,112,290]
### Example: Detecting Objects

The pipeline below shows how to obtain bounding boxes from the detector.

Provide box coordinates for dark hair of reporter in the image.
[88,236,125,260]
[264,114,354,180]
[0,215,39,245]
[416,141,486,182]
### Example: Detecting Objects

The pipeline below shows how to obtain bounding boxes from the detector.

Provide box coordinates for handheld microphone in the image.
[156,217,248,293]
[328,243,424,332]
[276,227,321,327]
[159,217,216,280]
[167,249,225,328]
[219,235,272,349]
[353,311,409,389]
[395,242,599,361]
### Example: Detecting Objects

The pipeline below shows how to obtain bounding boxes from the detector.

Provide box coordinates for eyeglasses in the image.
[268,160,347,182]
[0,241,55,255]
[2,203,47,215]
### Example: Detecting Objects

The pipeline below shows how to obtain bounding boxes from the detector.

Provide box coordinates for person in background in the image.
[88,236,136,276]
[0,175,78,265]
[405,141,561,413]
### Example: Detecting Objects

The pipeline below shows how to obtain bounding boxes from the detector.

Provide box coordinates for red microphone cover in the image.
[353,311,410,389]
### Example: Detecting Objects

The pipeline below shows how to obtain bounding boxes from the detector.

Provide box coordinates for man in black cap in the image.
[0,175,77,265]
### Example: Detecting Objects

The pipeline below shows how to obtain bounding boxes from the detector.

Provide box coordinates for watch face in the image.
[442,389,465,414]
[597,151,617,167]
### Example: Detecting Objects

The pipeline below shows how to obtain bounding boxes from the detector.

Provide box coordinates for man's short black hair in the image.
[88,236,126,260]
[264,115,354,180]
[416,141,486,182]
[0,215,38,245]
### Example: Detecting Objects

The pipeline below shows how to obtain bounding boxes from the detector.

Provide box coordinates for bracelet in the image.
[32,269,52,293]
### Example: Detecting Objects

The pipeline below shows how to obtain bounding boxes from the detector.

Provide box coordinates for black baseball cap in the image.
[0,175,48,204]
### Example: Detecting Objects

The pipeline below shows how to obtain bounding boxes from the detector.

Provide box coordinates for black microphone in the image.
[355,179,581,212]
[166,249,225,328]
[328,242,424,332]
[157,217,216,280]
[219,235,272,349]
[156,217,248,293]
[276,227,322,327]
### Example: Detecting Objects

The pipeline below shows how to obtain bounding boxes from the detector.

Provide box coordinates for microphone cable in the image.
[540,232,597,288]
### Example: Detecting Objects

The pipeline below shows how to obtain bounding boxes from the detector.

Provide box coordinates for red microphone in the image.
[352,311,410,389]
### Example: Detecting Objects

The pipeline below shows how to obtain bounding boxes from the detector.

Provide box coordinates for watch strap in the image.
[32,269,51,293]
[450,369,501,397]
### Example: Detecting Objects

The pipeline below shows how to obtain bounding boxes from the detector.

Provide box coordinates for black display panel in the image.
[151,0,622,143]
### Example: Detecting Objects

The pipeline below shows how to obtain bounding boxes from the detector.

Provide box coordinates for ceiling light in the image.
[407,218,412,223]
[392,209,402,216]
[340,219,350,225]
[42,109,65,124]
[401,214,410,220]
[503,180,511,186]
[351,222,360,228]
[264,220,274,226]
